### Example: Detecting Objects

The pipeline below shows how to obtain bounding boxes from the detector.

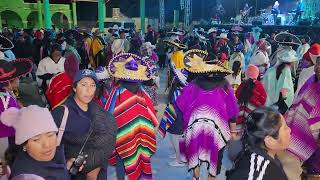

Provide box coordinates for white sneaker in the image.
[168,161,185,167]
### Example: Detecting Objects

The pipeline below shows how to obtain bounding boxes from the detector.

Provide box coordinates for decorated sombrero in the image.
[0,35,14,51]
[108,53,151,82]
[0,58,33,83]
[164,39,187,49]
[183,49,233,74]
[274,32,302,46]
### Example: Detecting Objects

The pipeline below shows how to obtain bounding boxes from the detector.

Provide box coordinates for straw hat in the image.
[108,53,151,82]
[0,35,14,50]
[164,39,188,49]
[207,27,218,34]
[183,49,233,74]
[274,32,302,46]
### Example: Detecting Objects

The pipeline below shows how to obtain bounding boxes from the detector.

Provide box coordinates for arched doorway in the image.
[51,12,69,29]
[1,10,23,28]
[27,11,42,28]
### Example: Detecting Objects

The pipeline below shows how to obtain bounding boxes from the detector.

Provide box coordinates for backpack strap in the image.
[56,105,69,146]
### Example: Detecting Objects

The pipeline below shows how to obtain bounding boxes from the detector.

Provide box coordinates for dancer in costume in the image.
[283,57,320,179]
[105,53,158,180]
[164,39,187,69]
[263,32,300,114]
[176,49,239,180]
[262,47,297,114]
[159,57,191,167]
[0,57,32,161]
[279,58,320,180]
[216,33,230,67]
[141,42,160,106]
[296,43,320,94]
[164,39,187,90]
[296,36,310,61]
[249,38,271,79]
[235,65,267,125]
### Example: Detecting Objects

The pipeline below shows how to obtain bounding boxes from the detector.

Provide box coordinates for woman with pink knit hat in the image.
[235,65,267,125]
[0,105,78,180]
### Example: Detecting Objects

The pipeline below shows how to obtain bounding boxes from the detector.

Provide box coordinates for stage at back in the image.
[214,0,319,27]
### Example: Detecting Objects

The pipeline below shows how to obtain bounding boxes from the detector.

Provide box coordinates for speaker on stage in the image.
[252,20,263,26]
[298,19,312,26]
[275,17,281,25]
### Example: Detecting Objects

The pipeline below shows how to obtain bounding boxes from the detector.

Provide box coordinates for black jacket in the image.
[227,148,288,180]
[51,97,117,176]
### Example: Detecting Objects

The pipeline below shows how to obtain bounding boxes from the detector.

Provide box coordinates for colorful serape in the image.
[46,72,72,109]
[286,75,320,162]
[159,89,182,138]
[105,85,158,180]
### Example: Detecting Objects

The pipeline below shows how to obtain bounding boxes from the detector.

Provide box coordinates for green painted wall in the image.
[0,0,74,29]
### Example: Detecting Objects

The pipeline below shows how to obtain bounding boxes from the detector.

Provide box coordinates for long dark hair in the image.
[243,107,282,149]
[276,62,291,80]
[227,107,282,176]
[238,79,255,106]
[232,61,241,77]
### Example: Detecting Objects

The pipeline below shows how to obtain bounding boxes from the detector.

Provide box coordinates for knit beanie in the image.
[247,65,259,80]
[0,105,58,145]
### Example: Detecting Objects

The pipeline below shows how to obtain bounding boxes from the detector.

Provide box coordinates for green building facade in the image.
[0,0,76,29]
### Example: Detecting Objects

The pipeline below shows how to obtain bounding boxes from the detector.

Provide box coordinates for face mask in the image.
[61,41,67,51]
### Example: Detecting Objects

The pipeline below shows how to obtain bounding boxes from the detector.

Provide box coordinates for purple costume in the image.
[285,75,320,173]
[176,82,239,175]
[0,91,19,138]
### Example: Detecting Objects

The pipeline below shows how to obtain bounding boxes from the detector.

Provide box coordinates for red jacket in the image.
[235,80,267,123]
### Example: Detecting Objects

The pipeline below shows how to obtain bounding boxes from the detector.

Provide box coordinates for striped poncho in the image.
[159,88,182,138]
[285,75,320,162]
[105,84,158,180]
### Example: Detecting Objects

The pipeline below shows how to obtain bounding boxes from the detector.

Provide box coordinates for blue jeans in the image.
[116,156,126,180]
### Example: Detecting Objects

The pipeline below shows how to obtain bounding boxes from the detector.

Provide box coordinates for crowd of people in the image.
[0,23,319,180]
